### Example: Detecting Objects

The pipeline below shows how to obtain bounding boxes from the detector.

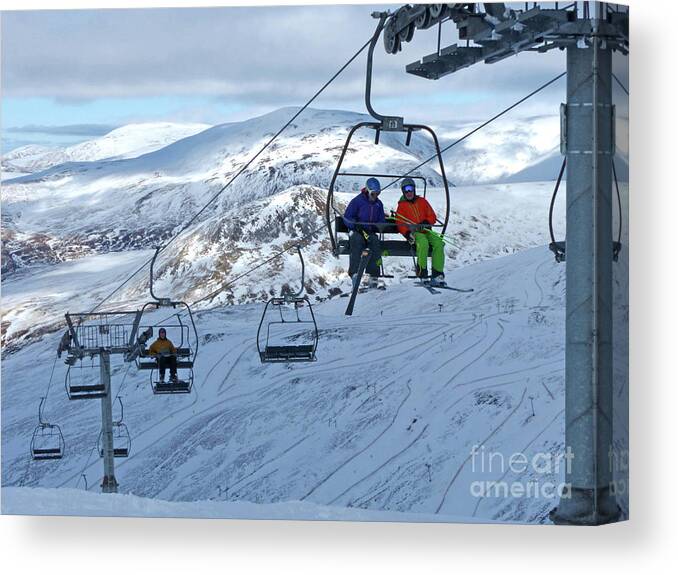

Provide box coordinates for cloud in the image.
[7,124,118,136]
[1,4,567,123]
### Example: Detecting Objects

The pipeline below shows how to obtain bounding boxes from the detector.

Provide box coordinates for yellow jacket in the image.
[148,338,177,356]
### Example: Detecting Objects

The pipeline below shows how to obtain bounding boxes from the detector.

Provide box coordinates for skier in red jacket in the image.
[395,178,445,285]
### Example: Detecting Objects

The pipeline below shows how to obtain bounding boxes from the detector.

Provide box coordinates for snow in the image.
[0,111,628,525]
[0,215,629,525]
[1,487,485,523]
[2,245,572,523]
[0,250,154,347]
[434,115,562,184]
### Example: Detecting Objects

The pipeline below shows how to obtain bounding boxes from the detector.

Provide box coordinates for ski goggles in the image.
[403,185,415,193]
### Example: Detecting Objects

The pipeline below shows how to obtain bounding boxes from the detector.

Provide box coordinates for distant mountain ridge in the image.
[1,122,211,175]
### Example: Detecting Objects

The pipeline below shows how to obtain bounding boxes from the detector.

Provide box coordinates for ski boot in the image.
[430,271,446,288]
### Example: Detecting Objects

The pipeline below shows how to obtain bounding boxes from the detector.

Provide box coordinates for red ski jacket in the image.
[395,195,437,236]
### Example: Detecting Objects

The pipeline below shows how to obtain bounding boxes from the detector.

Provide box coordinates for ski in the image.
[435,285,474,293]
[340,284,386,298]
[415,278,474,293]
[414,281,441,295]
[345,248,370,316]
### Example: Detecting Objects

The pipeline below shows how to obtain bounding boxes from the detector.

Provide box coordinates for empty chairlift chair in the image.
[257,247,319,363]
[548,157,624,263]
[30,397,65,460]
[65,361,108,400]
[98,398,131,458]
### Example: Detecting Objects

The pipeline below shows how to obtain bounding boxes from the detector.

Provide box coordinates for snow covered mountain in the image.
[434,115,561,185]
[1,107,565,282]
[0,180,564,354]
[0,108,448,273]
[1,106,574,356]
[1,122,211,175]
[434,114,629,186]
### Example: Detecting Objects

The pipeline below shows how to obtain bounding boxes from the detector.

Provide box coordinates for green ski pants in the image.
[415,231,445,273]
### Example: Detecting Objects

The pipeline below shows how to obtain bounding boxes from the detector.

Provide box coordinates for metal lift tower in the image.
[382,2,628,524]
[60,310,151,493]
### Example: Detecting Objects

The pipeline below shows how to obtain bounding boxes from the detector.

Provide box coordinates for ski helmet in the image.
[366,177,381,194]
[401,177,416,193]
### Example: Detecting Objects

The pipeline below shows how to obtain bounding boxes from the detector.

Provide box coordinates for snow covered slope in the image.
[0,189,628,524]
[2,246,573,524]
[1,122,211,175]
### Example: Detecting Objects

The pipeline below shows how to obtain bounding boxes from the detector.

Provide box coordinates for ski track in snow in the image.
[471,407,564,518]
[435,387,528,514]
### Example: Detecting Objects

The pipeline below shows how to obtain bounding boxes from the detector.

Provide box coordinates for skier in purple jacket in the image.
[343,177,386,286]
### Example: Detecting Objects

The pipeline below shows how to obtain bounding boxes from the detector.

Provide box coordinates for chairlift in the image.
[30,397,65,460]
[131,248,198,394]
[325,13,451,265]
[257,247,319,363]
[98,398,131,458]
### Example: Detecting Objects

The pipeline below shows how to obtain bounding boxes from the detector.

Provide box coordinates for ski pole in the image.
[392,212,460,248]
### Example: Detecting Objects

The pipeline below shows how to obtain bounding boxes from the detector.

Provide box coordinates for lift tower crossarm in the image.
[405,6,627,79]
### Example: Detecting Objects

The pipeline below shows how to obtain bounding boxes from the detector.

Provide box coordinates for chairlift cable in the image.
[379,72,567,193]
[75,437,99,489]
[41,355,59,409]
[84,35,374,317]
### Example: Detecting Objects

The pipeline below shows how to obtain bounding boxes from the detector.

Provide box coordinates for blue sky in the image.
[1,3,569,151]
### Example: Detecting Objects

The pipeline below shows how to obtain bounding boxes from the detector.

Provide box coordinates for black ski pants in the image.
[157,355,178,379]
[348,230,381,277]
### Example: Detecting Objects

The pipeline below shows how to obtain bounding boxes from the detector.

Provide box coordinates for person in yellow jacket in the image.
[148,327,178,383]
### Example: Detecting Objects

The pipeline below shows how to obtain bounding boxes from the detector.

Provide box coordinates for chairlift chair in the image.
[325,13,451,266]
[65,361,108,400]
[98,398,131,458]
[257,247,319,363]
[135,322,195,394]
[130,248,198,395]
[30,397,65,460]
[548,157,623,263]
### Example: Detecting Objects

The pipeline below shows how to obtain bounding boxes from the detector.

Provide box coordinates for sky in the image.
[0,2,617,152]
